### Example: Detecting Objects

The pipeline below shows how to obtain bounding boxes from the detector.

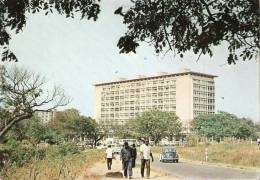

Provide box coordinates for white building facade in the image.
[94,69,216,130]
[34,110,56,124]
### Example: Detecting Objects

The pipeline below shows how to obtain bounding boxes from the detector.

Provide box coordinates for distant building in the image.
[34,110,56,124]
[94,69,217,130]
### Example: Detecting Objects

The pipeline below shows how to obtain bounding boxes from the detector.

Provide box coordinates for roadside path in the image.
[78,155,178,180]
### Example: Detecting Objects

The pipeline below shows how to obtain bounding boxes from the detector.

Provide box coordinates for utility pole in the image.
[257,51,260,124]
[205,147,208,162]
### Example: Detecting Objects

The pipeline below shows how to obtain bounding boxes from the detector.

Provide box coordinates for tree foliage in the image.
[50,109,107,146]
[113,124,136,139]
[81,118,107,147]
[0,66,69,140]
[0,0,259,64]
[72,116,106,146]
[7,116,60,144]
[0,0,101,61]
[49,108,81,138]
[130,110,182,144]
[191,112,257,140]
[115,0,259,64]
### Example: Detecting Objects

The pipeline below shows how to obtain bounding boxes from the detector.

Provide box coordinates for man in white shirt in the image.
[140,140,154,179]
[105,145,114,170]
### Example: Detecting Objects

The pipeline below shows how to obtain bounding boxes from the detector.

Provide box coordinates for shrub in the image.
[186,134,199,147]
[2,140,46,167]
[1,139,80,170]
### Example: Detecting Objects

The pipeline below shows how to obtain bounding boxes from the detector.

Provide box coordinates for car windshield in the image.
[163,148,176,153]
[163,152,175,157]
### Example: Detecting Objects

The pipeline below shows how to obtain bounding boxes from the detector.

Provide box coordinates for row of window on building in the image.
[193,90,215,97]
[101,108,176,118]
[193,97,215,104]
[101,104,176,112]
[101,86,176,97]
[101,98,176,107]
[101,91,176,100]
[193,83,215,91]
[193,79,214,85]
[193,104,215,110]
[101,79,177,91]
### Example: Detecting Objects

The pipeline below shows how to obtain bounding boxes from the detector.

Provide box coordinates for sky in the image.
[2,0,259,122]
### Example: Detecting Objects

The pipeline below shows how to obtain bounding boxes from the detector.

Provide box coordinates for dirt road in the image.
[78,155,178,180]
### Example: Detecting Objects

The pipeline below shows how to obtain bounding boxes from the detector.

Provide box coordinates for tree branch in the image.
[161,0,172,50]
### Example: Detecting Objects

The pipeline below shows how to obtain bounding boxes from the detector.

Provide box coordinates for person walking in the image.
[140,140,154,179]
[257,138,260,146]
[132,144,137,168]
[105,145,113,170]
[120,142,133,179]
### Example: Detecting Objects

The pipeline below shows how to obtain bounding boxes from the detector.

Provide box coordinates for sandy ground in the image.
[78,155,179,180]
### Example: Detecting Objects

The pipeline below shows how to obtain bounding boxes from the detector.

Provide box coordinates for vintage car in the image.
[159,147,179,163]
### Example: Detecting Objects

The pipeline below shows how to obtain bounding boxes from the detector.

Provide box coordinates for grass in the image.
[3,141,259,179]
[1,147,103,180]
[152,141,260,169]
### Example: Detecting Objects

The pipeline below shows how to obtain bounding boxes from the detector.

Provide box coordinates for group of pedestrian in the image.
[104,139,153,179]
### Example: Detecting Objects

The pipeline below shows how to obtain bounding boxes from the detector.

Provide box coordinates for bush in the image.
[186,134,199,147]
[57,142,79,156]
[1,147,102,179]
[0,140,84,179]
[1,139,79,169]
[1,139,46,167]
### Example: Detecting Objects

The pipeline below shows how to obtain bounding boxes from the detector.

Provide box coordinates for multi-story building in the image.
[34,110,56,124]
[94,69,216,129]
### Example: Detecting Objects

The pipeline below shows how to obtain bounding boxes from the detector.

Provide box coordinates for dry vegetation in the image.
[153,141,260,168]
[1,148,103,180]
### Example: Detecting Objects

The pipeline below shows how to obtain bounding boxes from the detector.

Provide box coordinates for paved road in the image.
[151,159,260,180]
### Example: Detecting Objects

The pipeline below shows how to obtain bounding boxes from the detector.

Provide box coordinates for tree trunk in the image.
[0,114,32,141]
[154,136,161,145]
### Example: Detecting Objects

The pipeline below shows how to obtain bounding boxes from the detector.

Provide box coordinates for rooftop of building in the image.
[94,69,217,87]
[35,109,56,113]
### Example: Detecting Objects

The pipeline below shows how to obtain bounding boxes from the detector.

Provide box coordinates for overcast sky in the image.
[3,0,259,121]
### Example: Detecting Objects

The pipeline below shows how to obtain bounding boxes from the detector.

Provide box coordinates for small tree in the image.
[6,116,60,144]
[0,66,70,140]
[49,109,81,139]
[71,116,108,147]
[85,120,108,147]
[131,110,182,145]
[113,123,136,139]
[51,111,107,147]
[191,112,256,141]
